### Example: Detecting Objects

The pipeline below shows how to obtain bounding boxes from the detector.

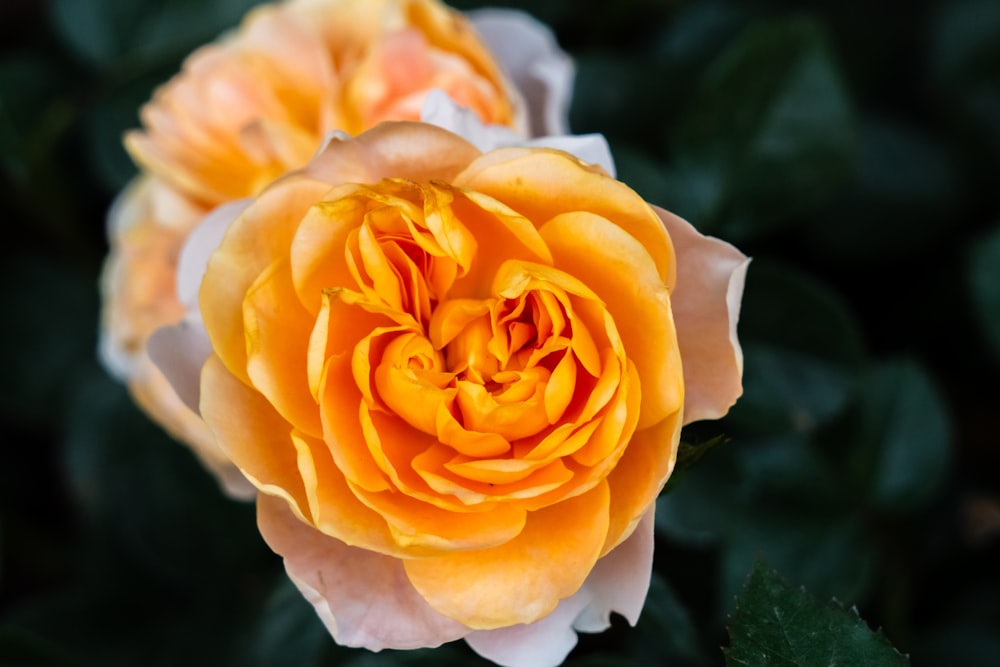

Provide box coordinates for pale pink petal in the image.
[470,9,574,136]
[421,90,615,176]
[421,89,523,151]
[175,199,253,310]
[571,507,654,631]
[257,494,469,650]
[524,134,614,178]
[466,509,654,667]
[654,206,749,424]
[466,594,590,667]
[148,316,212,415]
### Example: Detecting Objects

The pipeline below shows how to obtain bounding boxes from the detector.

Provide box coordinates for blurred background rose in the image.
[2,0,999,665]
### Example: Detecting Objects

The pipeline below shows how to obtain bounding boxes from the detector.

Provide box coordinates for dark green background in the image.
[2,0,999,664]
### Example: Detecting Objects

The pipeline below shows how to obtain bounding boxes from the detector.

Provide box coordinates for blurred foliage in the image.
[2,0,999,665]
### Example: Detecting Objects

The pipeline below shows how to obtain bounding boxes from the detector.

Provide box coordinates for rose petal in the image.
[421,90,615,176]
[456,149,673,284]
[540,211,684,430]
[147,315,213,415]
[654,206,749,424]
[200,174,331,382]
[200,354,309,518]
[470,8,574,136]
[465,508,654,667]
[603,409,682,553]
[304,121,481,186]
[404,480,610,629]
[175,198,252,310]
[257,494,469,651]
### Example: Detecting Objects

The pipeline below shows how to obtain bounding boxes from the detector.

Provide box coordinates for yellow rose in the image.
[152,122,747,664]
[99,0,574,495]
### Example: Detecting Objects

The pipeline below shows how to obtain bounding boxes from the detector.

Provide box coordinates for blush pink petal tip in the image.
[654,206,749,424]
[470,9,574,137]
[147,316,213,415]
[258,493,655,667]
[465,509,654,667]
[257,494,468,651]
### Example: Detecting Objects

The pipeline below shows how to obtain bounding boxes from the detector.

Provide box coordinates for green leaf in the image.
[673,17,855,238]
[851,359,952,512]
[725,563,908,667]
[969,225,1000,363]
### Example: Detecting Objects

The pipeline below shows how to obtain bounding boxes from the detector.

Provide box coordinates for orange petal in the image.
[200,354,308,519]
[244,257,321,436]
[455,148,676,286]
[404,480,610,629]
[201,173,331,383]
[602,406,682,555]
[540,211,684,430]
[304,121,481,186]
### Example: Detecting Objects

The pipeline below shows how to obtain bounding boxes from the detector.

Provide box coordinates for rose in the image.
[98,0,573,495]
[152,121,747,665]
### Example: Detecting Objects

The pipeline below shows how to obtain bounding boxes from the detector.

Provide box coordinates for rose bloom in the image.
[99,0,572,496]
[151,121,747,666]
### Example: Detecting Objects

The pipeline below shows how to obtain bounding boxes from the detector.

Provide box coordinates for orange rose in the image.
[151,122,747,664]
[99,0,574,495]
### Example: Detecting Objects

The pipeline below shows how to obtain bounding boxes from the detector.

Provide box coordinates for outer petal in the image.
[465,509,654,667]
[470,9,574,136]
[654,206,749,424]
[257,494,469,651]
[421,91,615,176]
[148,315,213,415]
[176,198,253,310]
[304,121,482,186]
[200,173,331,382]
